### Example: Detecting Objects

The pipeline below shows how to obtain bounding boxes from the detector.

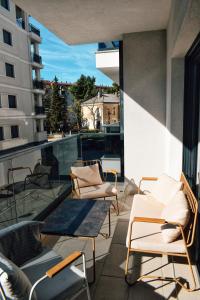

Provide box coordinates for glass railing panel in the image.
[98,41,119,51]
[0,135,79,227]
[0,158,18,229]
[79,133,123,180]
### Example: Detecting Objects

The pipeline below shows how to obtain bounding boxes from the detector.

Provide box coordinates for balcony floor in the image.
[43,184,200,300]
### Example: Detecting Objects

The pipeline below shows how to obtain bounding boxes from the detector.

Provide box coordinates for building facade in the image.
[81,93,120,130]
[0,0,46,151]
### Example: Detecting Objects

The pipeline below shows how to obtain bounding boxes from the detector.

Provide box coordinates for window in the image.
[5,63,14,78]
[0,0,9,10]
[0,127,4,141]
[0,94,1,108]
[11,125,19,138]
[8,95,16,108]
[3,29,12,46]
[113,107,116,115]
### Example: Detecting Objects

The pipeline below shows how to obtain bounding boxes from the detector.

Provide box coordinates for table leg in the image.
[108,208,111,237]
[91,237,96,284]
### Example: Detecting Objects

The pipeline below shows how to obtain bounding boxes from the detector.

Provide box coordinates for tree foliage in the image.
[44,76,68,133]
[69,75,98,129]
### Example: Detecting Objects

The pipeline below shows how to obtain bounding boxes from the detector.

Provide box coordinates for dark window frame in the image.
[11,125,19,139]
[5,62,15,78]
[0,127,4,141]
[3,29,12,46]
[0,0,10,10]
[8,95,17,108]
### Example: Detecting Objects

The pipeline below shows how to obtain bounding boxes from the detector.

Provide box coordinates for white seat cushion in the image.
[127,221,185,253]
[79,182,117,199]
[22,248,86,300]
[149,174,182,205]
[126,194,164,248]
[161,191,190,243]
[71,163,103,188]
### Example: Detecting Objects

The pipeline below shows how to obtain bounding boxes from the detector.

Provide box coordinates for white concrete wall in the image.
[166,0,200,179]
[123,30,166,183]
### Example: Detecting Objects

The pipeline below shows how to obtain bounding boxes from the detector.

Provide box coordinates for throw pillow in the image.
[71,163,103,188]
[0,252,37,300]
[161,191,190,243]
[150,173,182,205]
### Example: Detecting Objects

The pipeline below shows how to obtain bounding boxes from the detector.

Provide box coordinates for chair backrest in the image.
[180,172,198,248]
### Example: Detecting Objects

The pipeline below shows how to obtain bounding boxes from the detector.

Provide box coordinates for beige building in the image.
[0,0,46,151]
[81,93,119,130]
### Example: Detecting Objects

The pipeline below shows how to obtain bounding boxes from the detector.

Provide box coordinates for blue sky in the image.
[30,18,113,86]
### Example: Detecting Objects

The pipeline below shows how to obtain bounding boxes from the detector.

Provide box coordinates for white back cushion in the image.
[71,163,103,188]
[150,174,182,205]
[161,191,190,243]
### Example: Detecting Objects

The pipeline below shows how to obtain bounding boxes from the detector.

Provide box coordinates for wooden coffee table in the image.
[42,198,112,283]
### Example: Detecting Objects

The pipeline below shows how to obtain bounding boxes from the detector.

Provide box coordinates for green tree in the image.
[48,76,67,133]
[69,75,97,129]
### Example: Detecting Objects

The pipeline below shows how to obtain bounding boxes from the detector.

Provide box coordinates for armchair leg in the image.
[125,249,197,291]
[116,195,119,216]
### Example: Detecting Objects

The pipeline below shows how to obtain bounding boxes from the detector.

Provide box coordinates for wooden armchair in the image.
[70,159,119,215]
[125,173,198,291]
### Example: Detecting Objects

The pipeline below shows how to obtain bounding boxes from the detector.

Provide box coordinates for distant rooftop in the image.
[43,80,112,90]
[82,93,119,105]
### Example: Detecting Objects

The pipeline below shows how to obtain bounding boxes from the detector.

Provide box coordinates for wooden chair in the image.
[70,159,119,215]
[125,173,198,291]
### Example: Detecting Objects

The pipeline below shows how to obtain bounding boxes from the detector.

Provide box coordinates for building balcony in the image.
[0,133,199,299]
[34,105,45,115]
[29,23,42,43]
[31,53,44,69]
[16,18,25,29]
[96,42,119,84]
[32,80,45,94]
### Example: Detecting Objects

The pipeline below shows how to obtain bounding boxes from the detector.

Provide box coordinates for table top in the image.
[42,198,112,238]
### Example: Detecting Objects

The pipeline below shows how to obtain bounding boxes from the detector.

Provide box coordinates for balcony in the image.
[29,23,42,43]
[0,133,199,299]
[32,53,42,64]
[32,79,45,94]
[96,41,119,84]
[35,105,45,115]
[16,18,25,29]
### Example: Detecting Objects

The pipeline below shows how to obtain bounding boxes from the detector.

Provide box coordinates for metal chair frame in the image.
[70,159,119,215]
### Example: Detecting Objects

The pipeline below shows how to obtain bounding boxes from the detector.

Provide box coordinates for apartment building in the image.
[0,0,46,151]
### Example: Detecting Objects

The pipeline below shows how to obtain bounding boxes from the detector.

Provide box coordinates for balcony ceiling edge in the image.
[13,0,171,45]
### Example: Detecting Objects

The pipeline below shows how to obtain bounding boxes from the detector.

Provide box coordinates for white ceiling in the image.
[14,0,171,45]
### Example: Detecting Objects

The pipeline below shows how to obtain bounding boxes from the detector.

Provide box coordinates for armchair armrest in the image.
[46,251,82,278]
[138,176,158,194]
[29,251,85,300]
[132,217,183,227]
[133,217,165,224]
